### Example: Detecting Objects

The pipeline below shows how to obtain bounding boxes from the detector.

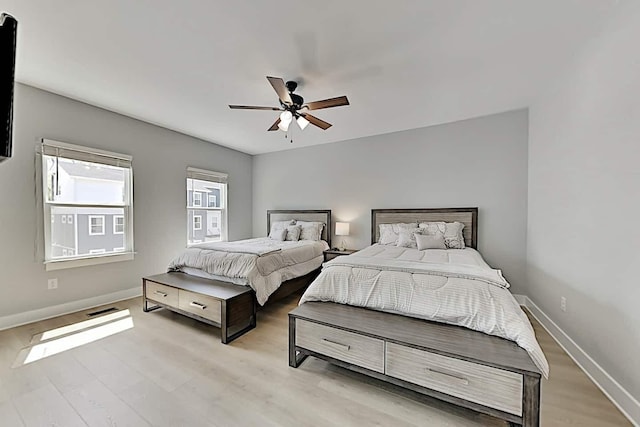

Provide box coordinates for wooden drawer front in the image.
[385,343,523,416]
[146,281,179,307]
[178,290,222,323]
[296,320,384,373]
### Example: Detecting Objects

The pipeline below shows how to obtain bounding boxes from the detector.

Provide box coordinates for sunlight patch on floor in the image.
[14,310,134,367]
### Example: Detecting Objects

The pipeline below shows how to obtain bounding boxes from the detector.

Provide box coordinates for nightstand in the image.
[323,249,357,262]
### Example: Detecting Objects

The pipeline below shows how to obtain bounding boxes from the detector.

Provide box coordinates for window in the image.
[41,139,134,271]
[113,215,125,234]
[187,167,227,245]
[193,215,202,231]
[193,192,202,207]
[88,216,105,235]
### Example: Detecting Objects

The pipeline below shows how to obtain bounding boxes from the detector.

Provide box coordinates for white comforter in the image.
[300,244,549,377]
[169,238,329,305]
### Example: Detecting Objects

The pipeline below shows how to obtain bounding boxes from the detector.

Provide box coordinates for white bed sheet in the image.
[300,244,549,377]
[169,238,328,305]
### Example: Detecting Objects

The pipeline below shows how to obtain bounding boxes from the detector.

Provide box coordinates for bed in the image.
[168,209,331,306]
[289,208,547,426]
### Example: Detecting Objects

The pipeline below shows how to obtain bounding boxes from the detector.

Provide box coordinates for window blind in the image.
[187,166,228,183]
[41,139,132,169]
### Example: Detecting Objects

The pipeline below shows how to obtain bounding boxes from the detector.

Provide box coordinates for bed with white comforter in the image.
[169,237,329,305]
[300,244,549,377]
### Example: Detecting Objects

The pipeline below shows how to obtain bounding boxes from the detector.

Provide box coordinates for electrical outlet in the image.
[560,296,567,312]
[47,278,58,290]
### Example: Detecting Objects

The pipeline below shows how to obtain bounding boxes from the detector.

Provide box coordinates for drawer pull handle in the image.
[321,338,350,351]
[154,290,167,297]
[425,367,469,385]
[190,301,207,310]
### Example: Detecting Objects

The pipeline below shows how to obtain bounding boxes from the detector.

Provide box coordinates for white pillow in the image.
[419,221,465,249]
[296,221,324,241]
[268,228,287,241]
[285,225,302,241]
[397,228,422,248]
[378,223,418,245]
[269,219,295,235]
[415,232,446,250]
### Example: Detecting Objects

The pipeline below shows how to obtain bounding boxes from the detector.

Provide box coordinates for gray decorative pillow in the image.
[285,225,302,241]
[296,221,324,241]
[270,219,295,236]
[379,223,418,245]
[268,228,287,241]
[397,228,423,249]
[415,232,446,250]
[419,221,465,249]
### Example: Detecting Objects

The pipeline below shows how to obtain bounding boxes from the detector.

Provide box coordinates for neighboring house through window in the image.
[186,167,228,245]
[41,139,134,271]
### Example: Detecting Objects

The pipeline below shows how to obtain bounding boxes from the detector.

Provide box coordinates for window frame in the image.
[41,139,135,271]
[186,167,228,246]
[192,192,202,207]
[88,215,106,236]
[113,215,125,235]
[193,214,202,231]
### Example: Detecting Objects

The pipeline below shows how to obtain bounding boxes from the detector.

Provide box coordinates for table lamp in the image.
[335,222,350,251]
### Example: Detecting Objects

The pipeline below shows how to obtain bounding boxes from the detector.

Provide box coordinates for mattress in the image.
[300,244,549,377]
[168,237,329,305]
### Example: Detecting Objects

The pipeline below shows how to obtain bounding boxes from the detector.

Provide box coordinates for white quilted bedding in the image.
[169,238,329,305]
[300,244,549,377]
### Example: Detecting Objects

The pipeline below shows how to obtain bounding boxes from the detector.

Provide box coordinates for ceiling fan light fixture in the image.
[297,115,309,130]
[278,110,293,132]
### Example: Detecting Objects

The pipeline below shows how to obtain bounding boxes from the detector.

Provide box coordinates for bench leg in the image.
[289,316,308,368]
[522,373,541,427]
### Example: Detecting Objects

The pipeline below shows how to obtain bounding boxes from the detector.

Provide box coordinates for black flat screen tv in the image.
[0,13,17,162]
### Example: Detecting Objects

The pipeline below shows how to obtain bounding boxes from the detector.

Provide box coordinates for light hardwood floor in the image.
[0,294,631,426]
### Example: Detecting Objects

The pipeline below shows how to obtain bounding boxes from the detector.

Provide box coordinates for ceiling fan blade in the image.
[266,76,293,105]
[301,113,332,130]
[304,96,349,111]
[268,117,281,131]
[229,105,282,111]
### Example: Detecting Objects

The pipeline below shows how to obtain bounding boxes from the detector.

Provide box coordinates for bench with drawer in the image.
[143,272,255,344]
[289,302,541,427]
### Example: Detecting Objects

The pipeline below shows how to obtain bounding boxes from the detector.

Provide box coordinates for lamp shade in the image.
[335,222,350,236]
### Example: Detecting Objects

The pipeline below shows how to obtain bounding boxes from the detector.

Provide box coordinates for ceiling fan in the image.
[229,76,349,133]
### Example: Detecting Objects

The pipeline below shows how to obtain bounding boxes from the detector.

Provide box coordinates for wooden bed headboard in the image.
[267,210,332,247]
[371,208,478,249]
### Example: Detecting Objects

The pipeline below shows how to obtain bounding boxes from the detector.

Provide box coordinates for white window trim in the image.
[193,192,202,207]
[113,247,125,252]
[113,215,124,235]
[208,194,217,207]
[61,215,67,224]
[41,139,135,271]
[88,215,106,236]
[193,214,202,231]
[89,249,106,255]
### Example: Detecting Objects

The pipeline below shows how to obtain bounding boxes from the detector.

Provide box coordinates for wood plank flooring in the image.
[0,294,631,426]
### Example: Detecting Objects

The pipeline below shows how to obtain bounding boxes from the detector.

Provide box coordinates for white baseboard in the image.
[0,287,142,331]
[515,294,639,426]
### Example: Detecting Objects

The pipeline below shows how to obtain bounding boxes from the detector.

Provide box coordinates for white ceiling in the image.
[2,0,620,154]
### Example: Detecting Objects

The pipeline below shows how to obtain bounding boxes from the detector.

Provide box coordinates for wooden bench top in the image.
[144,272,252,300]
[290,302,540,376]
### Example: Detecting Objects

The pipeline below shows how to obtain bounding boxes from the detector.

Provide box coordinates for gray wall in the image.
[253,110,529,293]
[528,1,640,400]
[0,84,253,318]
